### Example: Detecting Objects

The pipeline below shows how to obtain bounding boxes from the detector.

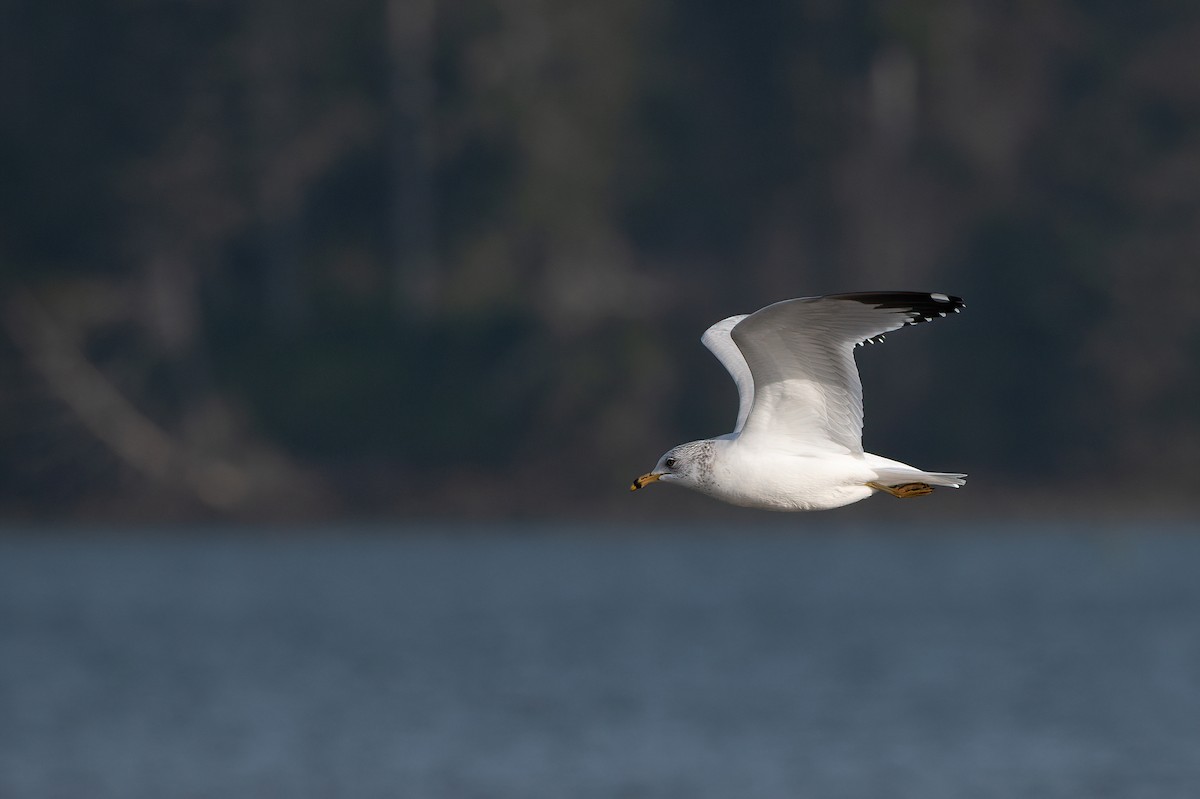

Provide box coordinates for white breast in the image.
[704,439,876,511]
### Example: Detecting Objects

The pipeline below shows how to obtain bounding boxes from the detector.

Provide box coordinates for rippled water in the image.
[2,522,1199,798]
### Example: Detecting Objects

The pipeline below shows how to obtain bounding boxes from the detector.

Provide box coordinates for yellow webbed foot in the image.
[866,481,934,499]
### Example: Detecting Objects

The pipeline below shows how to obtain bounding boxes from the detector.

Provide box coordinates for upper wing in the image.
[730,292,964,453]
[701,314,752,433]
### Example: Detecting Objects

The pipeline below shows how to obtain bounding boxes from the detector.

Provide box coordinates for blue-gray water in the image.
[3,522,1199,798]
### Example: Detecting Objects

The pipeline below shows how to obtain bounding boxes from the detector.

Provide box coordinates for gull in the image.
[631,292,966,511]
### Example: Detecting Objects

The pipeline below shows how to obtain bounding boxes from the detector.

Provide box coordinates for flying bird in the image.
[631,292,966,511]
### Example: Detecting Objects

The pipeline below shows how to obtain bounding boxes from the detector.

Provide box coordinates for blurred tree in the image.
[1,0,1199,519]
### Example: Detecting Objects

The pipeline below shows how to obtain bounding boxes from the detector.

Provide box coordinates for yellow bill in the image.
[630,472,661,491]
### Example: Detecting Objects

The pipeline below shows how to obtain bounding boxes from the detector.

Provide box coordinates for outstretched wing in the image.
[701,314,753,433]
[730,292,964,454]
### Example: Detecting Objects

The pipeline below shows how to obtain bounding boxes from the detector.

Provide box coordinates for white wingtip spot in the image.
[931,293,950,303]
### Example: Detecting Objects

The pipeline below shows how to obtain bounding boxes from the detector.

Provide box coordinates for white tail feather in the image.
[873,468,967,489]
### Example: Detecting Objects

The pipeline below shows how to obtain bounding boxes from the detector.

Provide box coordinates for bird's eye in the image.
[664,457,677,469]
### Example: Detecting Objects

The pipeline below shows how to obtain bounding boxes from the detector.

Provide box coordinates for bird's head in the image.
[630,441,712,492]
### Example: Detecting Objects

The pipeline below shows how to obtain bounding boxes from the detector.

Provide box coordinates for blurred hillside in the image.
[2,0,1198,521]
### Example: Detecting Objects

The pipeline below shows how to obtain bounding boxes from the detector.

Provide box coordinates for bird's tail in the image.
[920,471,967,488]
[873,467,967,489]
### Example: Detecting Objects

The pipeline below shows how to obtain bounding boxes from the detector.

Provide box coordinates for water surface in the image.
[2,522,1198,798]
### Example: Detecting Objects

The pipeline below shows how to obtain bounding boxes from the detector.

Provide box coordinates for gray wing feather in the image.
[729,292,963,453]
[701,314,753,433]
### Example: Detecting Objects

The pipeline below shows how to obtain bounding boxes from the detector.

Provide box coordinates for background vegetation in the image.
[3,0,1198,520]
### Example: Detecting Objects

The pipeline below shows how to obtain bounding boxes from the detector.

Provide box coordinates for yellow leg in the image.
[866,481,934,498]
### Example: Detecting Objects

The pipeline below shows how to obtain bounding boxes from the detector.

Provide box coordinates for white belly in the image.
[704,445,877,512]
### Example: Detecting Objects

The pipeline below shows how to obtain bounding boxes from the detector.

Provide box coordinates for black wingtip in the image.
[827,291,965,325]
